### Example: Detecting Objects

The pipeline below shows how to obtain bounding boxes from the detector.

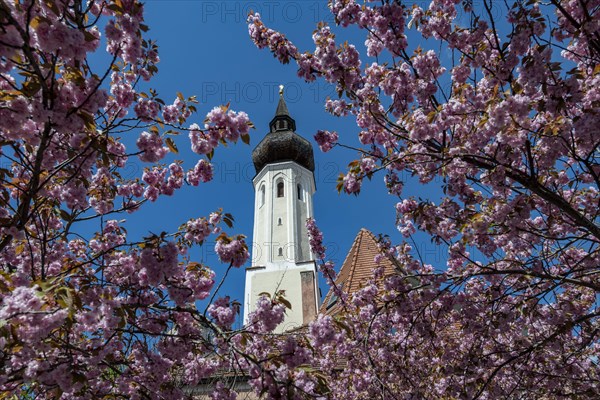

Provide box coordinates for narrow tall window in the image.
[260,185,265,207]
[278,247,283,256]
[278,218,282,226]
[277,181,284,197]
[297,184,302,200]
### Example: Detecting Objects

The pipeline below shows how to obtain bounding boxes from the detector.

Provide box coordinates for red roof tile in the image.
[320,229,397,316]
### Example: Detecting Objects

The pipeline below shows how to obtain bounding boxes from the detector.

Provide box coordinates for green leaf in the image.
[78,111,96,131]
[29,16,47,29]
[278,297,292,310]
[232,300,241,314]
[83,30,97,42]
[165,137,178,154]
[21,80,41,97]
[59,209,71,221]
[44,0,61,16]
[106,3,122,13]
[14,243,24,255]
[336,173,344,193]
[239,333,248,346]
[333,317,352,335]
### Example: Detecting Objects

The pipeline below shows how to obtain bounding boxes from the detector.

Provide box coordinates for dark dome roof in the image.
[252,95,315,173]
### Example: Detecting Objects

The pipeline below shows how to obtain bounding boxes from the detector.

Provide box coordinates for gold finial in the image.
[279,84,284,96]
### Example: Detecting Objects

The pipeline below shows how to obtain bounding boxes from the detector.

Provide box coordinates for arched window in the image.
[259,185,265,207]
[297,184,302,200]
[278,247,283,256]
[277,181,284,198]
[278,218,282,226]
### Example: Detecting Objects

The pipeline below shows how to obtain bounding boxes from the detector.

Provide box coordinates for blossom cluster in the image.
[249,1,600,398]
[214,234,250,268]
[314,129,338,152]
[0,1,254,399]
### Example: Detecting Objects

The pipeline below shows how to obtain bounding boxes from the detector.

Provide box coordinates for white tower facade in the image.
[243,93,320,332]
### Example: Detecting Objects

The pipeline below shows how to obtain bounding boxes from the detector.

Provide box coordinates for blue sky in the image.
[116,1,447,322]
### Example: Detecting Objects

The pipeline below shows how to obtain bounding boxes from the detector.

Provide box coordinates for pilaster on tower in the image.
[243,90,320,332]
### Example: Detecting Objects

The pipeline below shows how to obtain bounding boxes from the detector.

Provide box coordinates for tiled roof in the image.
[320,229,397,316]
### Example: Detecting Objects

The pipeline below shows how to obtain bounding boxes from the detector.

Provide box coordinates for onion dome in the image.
[252,89,315,173]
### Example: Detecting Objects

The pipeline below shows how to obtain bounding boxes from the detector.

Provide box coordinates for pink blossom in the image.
[208,296,238,329]
[360,157,377,174]
[162,104,179,124]
[308,315,336,347]
[187,159,214,185]
[189,123,217,154]
[204,107,251,143]
[134,99,160,122]
[342,172,361,194]
[247,295,285,333]
[136,131,168,163]
[215,235,249,268]
[184,217,212,244]
[314,130,338,152]
[306,218,326,259]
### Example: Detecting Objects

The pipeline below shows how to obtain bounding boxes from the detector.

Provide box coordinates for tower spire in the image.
[269,86,296,133]
[275,85,290,117]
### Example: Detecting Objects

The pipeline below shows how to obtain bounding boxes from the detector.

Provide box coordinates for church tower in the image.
[243,89,319,332]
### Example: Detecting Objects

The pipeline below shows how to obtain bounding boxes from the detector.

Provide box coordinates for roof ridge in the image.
[357,228,398,266]
[334,230,362,282]
[319,229,363,314]
[345,229,365,295]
